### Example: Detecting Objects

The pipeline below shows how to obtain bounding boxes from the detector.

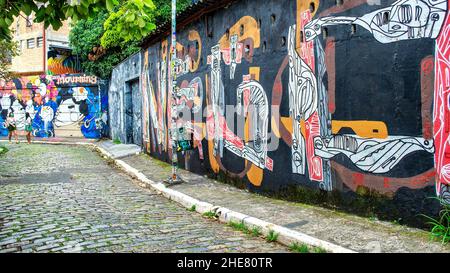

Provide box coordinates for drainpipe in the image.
[42,25,46,75]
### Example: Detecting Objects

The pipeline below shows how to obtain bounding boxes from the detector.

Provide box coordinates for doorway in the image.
[124,79,142,145]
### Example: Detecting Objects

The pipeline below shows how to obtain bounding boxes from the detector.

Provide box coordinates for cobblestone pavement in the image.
[0,144,289,253]
[121,153,450,253]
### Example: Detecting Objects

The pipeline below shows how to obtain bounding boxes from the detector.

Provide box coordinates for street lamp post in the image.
[167,0,181,184]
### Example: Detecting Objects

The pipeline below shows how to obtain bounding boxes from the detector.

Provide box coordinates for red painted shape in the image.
[305,112,323,181]
[352,172,364,187]
[383,178,390,189]
[299,10,323,182]
[265,157,274,172]
[325,37,336,114]
[421,56,434,140]
[333,162,435,194]
[433,0,450,195]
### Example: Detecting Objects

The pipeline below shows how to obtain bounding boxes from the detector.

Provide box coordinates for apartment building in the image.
[9,13,78,76]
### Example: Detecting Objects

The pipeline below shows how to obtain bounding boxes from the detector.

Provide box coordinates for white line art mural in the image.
[226,80,269,169]
[304,0,447,44]
[314,135,435,173]
[288,22,324,183]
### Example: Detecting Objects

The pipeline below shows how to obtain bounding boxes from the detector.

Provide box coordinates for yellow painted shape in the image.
[332,120,388,139]
[281,117,293,135]
[271,116,281,138]
[249,67,260,81]
[219,16,261,49]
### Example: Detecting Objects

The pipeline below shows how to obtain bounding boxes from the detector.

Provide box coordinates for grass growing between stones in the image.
[0,145,8,156]
[227,221,261,237]
[289,242,327,253]
[202,211,217,219]
[266,230,278,242]
[188,205,196,212]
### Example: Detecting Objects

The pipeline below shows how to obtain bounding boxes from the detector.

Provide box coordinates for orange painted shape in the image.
[281,117,293,135]
[300,118,306,138]
[218,16,261,49]
[332,120,388,139]
[247,163,263,186]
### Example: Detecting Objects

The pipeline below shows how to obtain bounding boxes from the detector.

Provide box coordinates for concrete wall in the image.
[109,52,142,144]
[0,74,108,138]
[111,0,450,222]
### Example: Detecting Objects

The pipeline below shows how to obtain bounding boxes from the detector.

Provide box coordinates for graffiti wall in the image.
[0,74,108,138]
[121,0,450,211]
[109,53,142,145]
[47,49,82,75]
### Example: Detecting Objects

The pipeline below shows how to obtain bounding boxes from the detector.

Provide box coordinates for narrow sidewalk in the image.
[97,142,449,253]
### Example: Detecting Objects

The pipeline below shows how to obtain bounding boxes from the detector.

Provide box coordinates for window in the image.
[27,38,35,49]
[37,37,43,48]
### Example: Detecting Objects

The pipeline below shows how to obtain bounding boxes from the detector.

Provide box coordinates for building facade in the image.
[9,13,80,76]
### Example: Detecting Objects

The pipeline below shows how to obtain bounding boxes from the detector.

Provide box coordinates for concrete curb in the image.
[1,140,357,253]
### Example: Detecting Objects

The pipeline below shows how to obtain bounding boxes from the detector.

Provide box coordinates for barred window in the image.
[27,38,35,49]
[37,37,43,48]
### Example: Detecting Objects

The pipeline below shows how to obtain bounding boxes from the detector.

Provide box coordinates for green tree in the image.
[69,8,140,79]
[0,0,160,40]
[0,0,112,40]
[101,0,156,49]
[0,39,19,81]
[69,0,194,78]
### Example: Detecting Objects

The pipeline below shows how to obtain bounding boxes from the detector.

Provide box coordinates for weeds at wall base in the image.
[421,197,450,244]
[205,166,439,229]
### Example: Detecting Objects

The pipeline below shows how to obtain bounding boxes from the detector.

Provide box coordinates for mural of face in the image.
[54,99,83,127]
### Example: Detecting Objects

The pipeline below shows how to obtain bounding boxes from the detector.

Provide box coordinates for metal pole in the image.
[169,0,179,183]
